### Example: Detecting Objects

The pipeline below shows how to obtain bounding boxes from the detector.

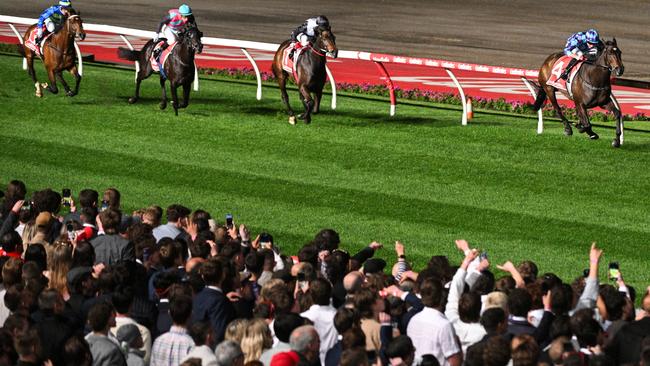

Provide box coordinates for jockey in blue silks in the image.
[560,29,601,80]
[288,15,330,58]
[35,0,73,44]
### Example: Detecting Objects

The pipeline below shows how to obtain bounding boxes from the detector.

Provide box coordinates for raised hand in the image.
[395,241,405,257]
[369,241,383,251]
[455,239,470,252]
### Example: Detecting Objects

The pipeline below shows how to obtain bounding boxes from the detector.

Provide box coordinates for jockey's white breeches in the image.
[44,18,56,32]
[159,26,178,43]
[298,33,310,47]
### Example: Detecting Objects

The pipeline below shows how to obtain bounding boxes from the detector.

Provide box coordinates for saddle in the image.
[281,43,305,81]
[25,27,53,56]
[546,55,585,94]
[150,41,177,78]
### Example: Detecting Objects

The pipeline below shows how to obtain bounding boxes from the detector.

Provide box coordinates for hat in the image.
[270,351,300,366]
[35,212,54,228]
[66,266,92,287]
[116,324,140,345]
[363,258,387,274]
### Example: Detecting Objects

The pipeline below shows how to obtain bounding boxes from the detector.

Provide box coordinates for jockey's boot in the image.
[560,58,579,80]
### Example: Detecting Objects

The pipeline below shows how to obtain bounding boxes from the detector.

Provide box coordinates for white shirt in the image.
[181,345,218,366]
[407,307,460,366]
[445,268,486,355]
[301,304,338,366]
[111,316,153,365]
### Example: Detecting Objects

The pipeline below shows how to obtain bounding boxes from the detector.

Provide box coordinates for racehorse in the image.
[19,12,86,97]
[271,28,338,124]
[117,24,203,116]
[532,39,624,147]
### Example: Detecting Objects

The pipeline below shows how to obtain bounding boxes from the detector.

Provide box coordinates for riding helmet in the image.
[585,29,599,44]
[316,15,330,27]
[179,4,192,16]
[59,0,71,7]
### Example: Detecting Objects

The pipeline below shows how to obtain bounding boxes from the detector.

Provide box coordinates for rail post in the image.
[521,78,544,134]
[374,61,396,116]
[445,69,467,126]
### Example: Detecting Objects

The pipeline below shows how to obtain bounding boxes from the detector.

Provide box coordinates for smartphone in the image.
[260,233,272,249]
[225,213,233,229]
[608,262,620,280]
[100,200,109,212]
[480,251,488,261]
[66,222,76,241]
[21,200,31,211]
[62,188,72,207]
[583,268,590,278]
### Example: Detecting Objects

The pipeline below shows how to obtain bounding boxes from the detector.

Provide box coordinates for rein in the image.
[44,16,79,56]
[309,44,326,57]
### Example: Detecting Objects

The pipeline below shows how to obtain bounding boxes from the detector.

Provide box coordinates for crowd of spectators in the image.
[0,179,648,366]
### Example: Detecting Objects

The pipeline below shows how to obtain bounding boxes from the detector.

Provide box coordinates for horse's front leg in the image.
[159,76,167,110]
[298,85,314,124]
[170,82,180,116]
[277,72,296,124]
[312,88,323,114]
[46,67,59,94]
[25,53,43,97]
[56,70,73,97]
[68,65,81,96]
[179,82,190,108]
[602,98,623,147]
[575,103,598,140]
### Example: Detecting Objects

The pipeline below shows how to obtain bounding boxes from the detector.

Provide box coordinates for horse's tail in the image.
[16,44,25,56]
[531,82,547,111]
[117,47,140,61]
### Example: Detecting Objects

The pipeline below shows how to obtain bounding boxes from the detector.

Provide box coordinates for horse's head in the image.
[602,38,624,77]
[316,27,338,59]
[67,13,86,41]
[180,24,203,54]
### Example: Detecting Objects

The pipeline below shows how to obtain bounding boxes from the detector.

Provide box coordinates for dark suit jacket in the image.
[191,287,235,342]
[507,311,554,346]
[91,234,135,265]
[605,317,650,365]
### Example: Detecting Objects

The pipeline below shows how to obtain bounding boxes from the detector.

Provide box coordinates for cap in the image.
[116,324,140,345]
[363,258,387,274]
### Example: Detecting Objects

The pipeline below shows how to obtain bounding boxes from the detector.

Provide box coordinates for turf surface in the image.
[1,54,649,292]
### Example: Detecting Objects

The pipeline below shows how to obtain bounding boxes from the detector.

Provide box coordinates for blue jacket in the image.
[564,32,589,55]
[191,287,235,342]
[38,5,65,28]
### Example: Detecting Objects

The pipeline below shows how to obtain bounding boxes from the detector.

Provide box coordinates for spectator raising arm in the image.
[574,242,602,312]
[497,261,526,288]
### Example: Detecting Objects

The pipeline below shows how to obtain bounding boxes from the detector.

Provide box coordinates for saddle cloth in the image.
[150,41,177,73]
[282,44,305,81]
[546,55,584,92]
[25,27,53,56]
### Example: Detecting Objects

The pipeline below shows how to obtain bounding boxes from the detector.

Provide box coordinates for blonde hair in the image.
[224,318,249,344]
[47,242,73,296]
[240,318,272,363]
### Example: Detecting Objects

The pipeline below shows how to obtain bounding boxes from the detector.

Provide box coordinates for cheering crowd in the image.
[0,179,648,366]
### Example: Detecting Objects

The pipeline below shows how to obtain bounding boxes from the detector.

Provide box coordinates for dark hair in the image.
[111,286,134,314]
[32,188,61,214]
[426,255,451,282]
[508,288,532,317]
[245,251,264,275]
[87,302,114,332]
[273,313,306,343]
[166,204,191,223]
[14,328,40,358]
[71,241,96,268]
[385,335,414,359]
[495,276,516,294]
[190,210,211,232]
[63,335,93,366]
[188,321,211,346]
[4,284,23,312]
[1,257,23,287]
[483,335,511,366]
[310,278,332,306]
[341,327,366,350]
[480,307,506,332]
[549,314,572,340]
[511,334,539,366]
[340,348,368,366]
[571,309,602,347]
[78,189,99,209]
[298,245,319,267]
[24,244,47,271]
[79,207,97,226]
[98,208,121,233]
[599,284,625,321]
[353,288,378,318]
[551,284,573,315]
[170,294,193,325]
[159,238,182,268]
[313,228,340,252]
[517,261,539,283]
[1,180,26,218]
[103,188,121,210]
[200,258,223,286]
[420,277,443,308]
[333,307,358,334]
[419,354,441,366]
[0,231,22,253]
[459,291,482,323]
[471,270,495,295]
[38,288,62,312]
[589,354,615,366]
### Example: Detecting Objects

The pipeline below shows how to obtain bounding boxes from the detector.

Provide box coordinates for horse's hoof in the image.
[612,139,621,148]
[589,133,599,140]
[41,83,48,89]
[66,90,75,97]
[298,113,305,120]
[304,118,311,125]
[159,102,167,110]
[35,92,42,98]
[288,116,296,125]
[128,97,138,104]
[577,126,586,134]
[564,128,573,136]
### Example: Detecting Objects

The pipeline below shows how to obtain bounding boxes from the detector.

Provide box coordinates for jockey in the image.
[289,15,330,58]
[35,0,73,45]
[560,28,601,80]
[152,4,195,58]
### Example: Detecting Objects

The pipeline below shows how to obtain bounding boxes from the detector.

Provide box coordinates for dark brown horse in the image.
[19,13,86,97]
[117,24,203,116]
[272,28,338,124]
[533,39,624,147]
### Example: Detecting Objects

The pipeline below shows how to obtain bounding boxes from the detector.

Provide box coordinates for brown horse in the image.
[19,13,86,97]
[117,24,203,116]
[533,39,624,147]
[272,28,338,124]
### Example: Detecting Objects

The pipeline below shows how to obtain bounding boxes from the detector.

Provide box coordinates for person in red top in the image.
[0,231,23,259]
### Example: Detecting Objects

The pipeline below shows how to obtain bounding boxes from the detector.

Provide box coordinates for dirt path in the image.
[2,0,649,79]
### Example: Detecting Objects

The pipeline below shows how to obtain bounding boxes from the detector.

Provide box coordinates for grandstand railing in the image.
[1,15,637,140]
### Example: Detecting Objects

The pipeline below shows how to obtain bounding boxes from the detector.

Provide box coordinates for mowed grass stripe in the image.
[1,54,649,290]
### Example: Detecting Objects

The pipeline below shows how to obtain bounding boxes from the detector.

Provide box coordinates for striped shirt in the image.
[150,325,195,366]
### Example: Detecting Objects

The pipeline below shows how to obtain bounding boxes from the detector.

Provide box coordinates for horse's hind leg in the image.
[159,76,167,110]
[56,70,73,97]
[546,88,573,135]
[179,83,190,108]
[68,65,81,96]
[170,83,180,116]
[277,72,296,124]
[312,88,322,114]
[129,66,152,104]
[575,103,598,140]
[26,53,43,97]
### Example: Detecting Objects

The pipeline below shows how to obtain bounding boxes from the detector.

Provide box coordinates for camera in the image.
[225,214,233,229]
[66,222,76,241]
[480,251,488,261]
